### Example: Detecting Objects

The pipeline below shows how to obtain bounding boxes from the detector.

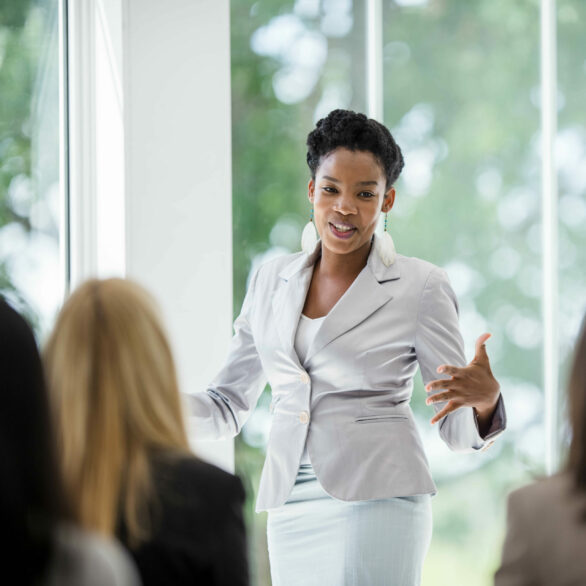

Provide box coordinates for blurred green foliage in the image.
[0,0,55,331]
[231,1,585,585]
[1,0,584,584]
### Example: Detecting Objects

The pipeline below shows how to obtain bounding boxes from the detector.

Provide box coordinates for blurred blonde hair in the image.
[43,278,190,545]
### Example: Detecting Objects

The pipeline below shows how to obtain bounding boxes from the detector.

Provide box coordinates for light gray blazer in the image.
[189,236,506,511]
[495,473,586,586]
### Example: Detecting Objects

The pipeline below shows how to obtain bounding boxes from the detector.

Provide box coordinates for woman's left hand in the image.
[425,333,501,426]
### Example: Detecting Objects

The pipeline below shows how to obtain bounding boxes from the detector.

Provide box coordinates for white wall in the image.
[123,0,234,469]
[68,0,234,470]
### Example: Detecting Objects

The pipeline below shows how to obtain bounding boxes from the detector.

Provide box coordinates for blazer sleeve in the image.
[414,267,506,451]
[494,489,540,586]
[186,267,267,440]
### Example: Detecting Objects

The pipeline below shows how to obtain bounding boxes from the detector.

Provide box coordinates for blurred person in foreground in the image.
[495,314,586,585]
[43,278,249,586]
[0,298,139,586]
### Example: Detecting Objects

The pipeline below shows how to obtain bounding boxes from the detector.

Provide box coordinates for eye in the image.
[358,191,375,199]
[322,186,338,194]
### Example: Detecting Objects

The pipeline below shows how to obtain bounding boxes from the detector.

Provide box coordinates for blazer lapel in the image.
[305,236,400,362]
[271,244,321,357]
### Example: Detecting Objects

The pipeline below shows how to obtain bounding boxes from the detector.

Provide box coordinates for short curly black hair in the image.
[306,109,404,189]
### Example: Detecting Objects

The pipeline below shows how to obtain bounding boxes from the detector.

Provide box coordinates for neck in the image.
[318,238,372,279]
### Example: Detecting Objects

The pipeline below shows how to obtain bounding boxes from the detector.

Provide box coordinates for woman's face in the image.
[308,147,395,258]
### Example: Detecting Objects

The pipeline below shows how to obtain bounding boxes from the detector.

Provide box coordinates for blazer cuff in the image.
[474,393,506,443]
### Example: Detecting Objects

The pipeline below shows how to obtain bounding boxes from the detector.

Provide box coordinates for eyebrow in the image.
[322,175,379,186]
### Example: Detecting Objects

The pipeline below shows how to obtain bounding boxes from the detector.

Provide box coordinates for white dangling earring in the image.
[375,212,396,266]
[301,207,318,254]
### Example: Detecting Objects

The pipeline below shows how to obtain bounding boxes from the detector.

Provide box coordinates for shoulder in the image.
[395,253,438,275]
[509,473,578,512]
[253,250,305,281]
[393,255,453,303]
[243,251,307,301]
[505,473,586,574]
[395,254,447,284]
[506,473,586,536]
[152,452,245,505]
[509,473,567,505]
[47,524,140,586]
[0,298,40,360]
[146,453,246,551]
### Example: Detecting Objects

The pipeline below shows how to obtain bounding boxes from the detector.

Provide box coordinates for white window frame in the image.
[540,0,559,474]
[365,0,561,473]
[64,0,562,474]
[66,0,235,471]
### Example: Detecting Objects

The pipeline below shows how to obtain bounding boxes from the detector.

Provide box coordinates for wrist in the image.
[474,393,500,420]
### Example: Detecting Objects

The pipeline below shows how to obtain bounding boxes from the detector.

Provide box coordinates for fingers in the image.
[436,364,460,376]
[473,332,491,364]
[430,401,459,425]
[425,377,463,393]
[425,390,454,405]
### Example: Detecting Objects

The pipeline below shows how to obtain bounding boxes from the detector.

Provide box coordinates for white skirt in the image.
[267,464,432,586]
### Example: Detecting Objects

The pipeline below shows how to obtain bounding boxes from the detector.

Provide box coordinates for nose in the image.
[333,192,357,215]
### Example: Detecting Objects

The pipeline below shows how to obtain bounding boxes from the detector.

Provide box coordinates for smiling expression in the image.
[308,147,395,257]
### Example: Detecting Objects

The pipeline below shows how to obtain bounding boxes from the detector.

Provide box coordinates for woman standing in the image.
[189,109,505,585]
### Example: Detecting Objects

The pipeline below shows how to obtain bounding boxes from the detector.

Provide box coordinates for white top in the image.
[294,313,325,466]
[294,313,325,365]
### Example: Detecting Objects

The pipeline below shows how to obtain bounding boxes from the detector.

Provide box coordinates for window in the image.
[557,0,586,445]
[230,1,582,584]
[231,0,367,581]
[382,2,541,582]
[0,0,67,339]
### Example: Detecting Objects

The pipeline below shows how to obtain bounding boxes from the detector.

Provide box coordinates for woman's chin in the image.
[321,234,370,256]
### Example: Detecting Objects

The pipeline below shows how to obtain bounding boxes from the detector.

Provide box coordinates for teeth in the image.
[333,224,354,232]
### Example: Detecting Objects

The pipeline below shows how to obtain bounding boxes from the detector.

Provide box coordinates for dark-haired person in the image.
[189,109,506,585]
[0,298,140,586]
[495,316,586,586]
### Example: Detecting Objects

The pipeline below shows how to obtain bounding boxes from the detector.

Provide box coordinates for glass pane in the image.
[231,0,367,582]
[0,0,64,339]
[383,1,541,584]
[557,0,586,457]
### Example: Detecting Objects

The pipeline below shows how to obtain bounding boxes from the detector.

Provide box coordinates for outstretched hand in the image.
[425,333,501,425]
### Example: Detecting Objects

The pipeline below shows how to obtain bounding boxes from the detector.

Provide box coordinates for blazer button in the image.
[299,411,310,424]
[300,372,310,384]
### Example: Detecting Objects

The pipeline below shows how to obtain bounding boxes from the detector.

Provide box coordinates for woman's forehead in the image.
[317,148,384,182]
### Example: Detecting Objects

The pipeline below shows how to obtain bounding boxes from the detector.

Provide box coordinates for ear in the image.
[308,179,315,204]
[382,187,396,213]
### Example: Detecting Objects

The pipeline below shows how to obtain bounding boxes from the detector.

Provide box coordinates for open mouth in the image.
[329,222,357,240]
